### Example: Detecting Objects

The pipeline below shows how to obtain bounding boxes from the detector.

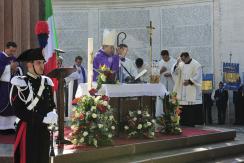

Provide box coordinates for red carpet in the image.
[61,127,219,150]
[0,127,219,149]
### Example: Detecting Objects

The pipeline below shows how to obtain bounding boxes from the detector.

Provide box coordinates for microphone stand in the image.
[120,63,139,83]
[48,123,58,163]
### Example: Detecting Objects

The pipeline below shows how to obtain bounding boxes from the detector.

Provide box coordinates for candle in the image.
[87,38,94,90]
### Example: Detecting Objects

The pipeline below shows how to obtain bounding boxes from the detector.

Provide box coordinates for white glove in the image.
[76,67,81,73]
[43,111,58,124]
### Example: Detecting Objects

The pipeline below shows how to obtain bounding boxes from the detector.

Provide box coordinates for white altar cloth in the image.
[75,83,168,98]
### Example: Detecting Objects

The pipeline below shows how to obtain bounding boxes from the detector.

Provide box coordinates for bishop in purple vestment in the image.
[93,48,119,81]
[93,29,119,81]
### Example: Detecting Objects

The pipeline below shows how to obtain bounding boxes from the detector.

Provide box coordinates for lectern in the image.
[47,68,76,144]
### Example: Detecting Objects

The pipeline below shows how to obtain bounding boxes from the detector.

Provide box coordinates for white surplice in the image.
[155,57,176,117]
[172,59,202,105]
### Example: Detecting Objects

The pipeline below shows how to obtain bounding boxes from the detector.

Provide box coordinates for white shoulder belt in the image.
[10,76,46,111]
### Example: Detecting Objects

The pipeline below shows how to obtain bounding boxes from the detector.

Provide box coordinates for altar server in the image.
[155,50,176,117]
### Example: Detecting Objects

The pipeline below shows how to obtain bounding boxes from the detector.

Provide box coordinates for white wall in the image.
[53,0,244,86]
[53,0,213,75]
[219,0,244,83]
[52,0,244,123]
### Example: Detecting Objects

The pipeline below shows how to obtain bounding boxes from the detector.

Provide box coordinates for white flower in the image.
[137,124,142,129]
[109,115,114,120]
[111,126,115,130]
[72,139,78,145]
[101,74,106,82]
[93,139,98,147]
[83,131,88,137]
[95,96,101,103]
[91,106,96,111]
[146,114,150,117]
[129,111,133,117]
[137,110,142,114]
[103,101,108,106]
[79,137,84,143]
[147,122,152,126]
[124,125,129,130]
[98,124,103,128]
[74,112,80,118]
[152,119,156,124]
[108,134,112,138]
[82,96,88,103]
[133,117,137,121]
[151,132,155,136]
[86,111,91,116]
[92,113,97,118]
[71,125,77,130]
[105,128,108,131]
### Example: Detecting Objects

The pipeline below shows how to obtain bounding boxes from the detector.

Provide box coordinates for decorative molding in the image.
[53,0,212,9]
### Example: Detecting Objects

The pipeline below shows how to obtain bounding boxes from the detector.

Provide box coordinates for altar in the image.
[74,83,167,129]
[75,83,167,98]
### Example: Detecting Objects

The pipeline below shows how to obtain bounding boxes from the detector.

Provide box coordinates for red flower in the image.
[176,107,182,116]
[101,95,110,101]
[104,71,116,81]
[79,114,84,120]
[72,97,80,105]
[104,71,112,76]
[97,104,106,113]
[89,88,97,96]
[79,126,85,130]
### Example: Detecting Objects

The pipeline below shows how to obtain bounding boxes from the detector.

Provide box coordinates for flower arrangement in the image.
[96,65,118,90]
[124,109,156,138]
[156,92,182,135]
[70,92,116,147]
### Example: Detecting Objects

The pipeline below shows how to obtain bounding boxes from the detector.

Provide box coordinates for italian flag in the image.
[44,0,58,91]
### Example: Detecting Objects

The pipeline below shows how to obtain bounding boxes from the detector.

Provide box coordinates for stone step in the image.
[53,130,236,163]
[97,139,244,163]
[203,154,244,163]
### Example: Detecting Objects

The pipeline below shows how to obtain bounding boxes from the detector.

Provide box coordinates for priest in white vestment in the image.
[155,50,176,117]
[172,52,203,126]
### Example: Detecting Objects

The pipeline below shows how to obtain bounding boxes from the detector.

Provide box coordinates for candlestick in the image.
[87,38,94,90]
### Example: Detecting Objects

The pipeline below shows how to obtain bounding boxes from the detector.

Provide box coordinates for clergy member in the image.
[117,44,138,83]
[11,48,58,163]
[0,42,22,134]
[93,29,119,81]
[135,58,151,83]
[72,56,87,98]
[155,50,176,117]
[172,52,203,127]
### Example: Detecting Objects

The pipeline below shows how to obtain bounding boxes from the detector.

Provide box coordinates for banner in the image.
[223,62,240,90]
[242,72,244,84]
[202,74,213,92]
